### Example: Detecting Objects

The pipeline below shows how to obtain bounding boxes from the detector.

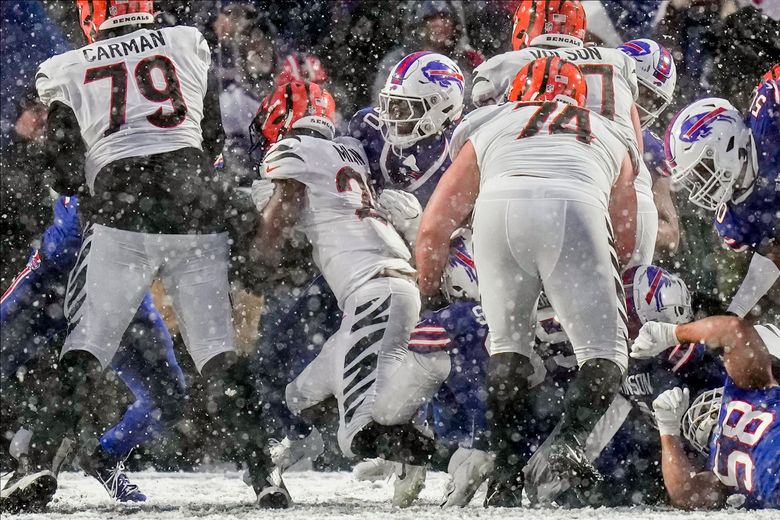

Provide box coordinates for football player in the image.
[6,0,282,511]
[251,81,442,501]
[633,317,780,509]
[471,0,642,265]
[524,266,724,507]
[665,66,779,317]
[416,56,639,506]
[617,38,680,261]
[350,51,466,207]
[0,195,185,508]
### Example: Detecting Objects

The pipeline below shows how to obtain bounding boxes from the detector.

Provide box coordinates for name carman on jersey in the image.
[82,30,166,62]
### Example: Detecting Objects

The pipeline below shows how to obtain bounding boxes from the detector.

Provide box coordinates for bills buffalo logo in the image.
[448,237,477,282]
[678,107,736,143]
[619,40,673,84]
[421,61,464,92]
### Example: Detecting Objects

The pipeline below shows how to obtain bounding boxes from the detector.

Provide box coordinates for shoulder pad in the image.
[261,137,307,181]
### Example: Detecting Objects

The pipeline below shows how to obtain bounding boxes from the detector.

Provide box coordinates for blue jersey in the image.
[643,129,672,177]
[409,301,489,446]
[714,80,780,253]
[348,107,453,206]
[621,342,725,417]
[708,377,780,509]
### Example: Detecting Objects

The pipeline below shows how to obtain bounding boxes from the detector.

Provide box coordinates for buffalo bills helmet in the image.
[623,265,693,338]
[379,52,465,148]
[618,39,677,127]
[665,97,757,211]
[443,228,478,301]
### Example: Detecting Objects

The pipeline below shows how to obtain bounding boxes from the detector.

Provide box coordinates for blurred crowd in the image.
[1,0,778,469]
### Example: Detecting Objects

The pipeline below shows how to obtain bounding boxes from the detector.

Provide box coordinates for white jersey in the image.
[472,46,638,143]
[263,135,415,307]
[454,101,636,208]
[36,26,210,191]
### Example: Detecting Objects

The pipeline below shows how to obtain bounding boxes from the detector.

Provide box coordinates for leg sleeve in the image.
[285,334,338,414]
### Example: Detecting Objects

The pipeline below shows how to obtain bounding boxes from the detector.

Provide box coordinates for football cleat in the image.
[87,460,147,502]
[392,463,426,508]
[255,467,292,509]
[483,472,524,508]
[268,427,325,473]
[0,469,57,514]
[441,447,494,508]
[547,436,604,505]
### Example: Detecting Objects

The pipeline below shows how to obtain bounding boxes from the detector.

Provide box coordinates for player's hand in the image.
[378,189,422,246]
[652,387,690,435]
[630,321,679,359]
[251,179,275,213]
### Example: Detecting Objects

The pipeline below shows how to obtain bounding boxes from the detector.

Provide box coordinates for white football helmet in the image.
[379,51,465,148]
[682,387,724,455]
[665,97,757,211]
[617,39,677,127]
[442,228,478,301]
[623,265,693,328]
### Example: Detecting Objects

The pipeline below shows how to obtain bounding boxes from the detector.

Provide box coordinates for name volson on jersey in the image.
[82,30,166,62]
[528,46,603,62]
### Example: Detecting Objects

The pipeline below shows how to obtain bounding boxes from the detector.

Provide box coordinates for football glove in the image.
[630,321,679,359]
[251,179,275,213]
[378,189,422,246]
[653,387,690,435]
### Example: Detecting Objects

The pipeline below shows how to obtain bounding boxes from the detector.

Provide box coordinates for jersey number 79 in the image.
[85,55,187,137]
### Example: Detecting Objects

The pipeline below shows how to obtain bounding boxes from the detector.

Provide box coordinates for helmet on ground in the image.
[76,0,155,44]
[622,265,692,338]
[378,51,465,148]
[512,0,587,50]
[507,56,587,107]
[665,98,756,211]
[618,39,676,127]
[682,387,723,455]
[249,81,336,157]
[443,229,478,301]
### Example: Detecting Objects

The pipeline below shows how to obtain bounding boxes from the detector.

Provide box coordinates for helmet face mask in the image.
[378,52,464,149]
[636,79,671,127]
[682,387,724,455]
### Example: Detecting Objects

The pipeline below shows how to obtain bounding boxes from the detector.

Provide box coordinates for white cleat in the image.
[269,427,325,472]
[392,463,426,508]
[352,458,396,482]
[441,447,494,508]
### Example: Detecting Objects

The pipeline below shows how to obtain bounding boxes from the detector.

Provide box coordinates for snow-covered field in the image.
[9,470,777,520]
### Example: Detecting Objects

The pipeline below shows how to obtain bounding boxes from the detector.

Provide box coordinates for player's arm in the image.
[201,69,225,162]
[44,101,86,195]
[416,140,480,296]
[254,179,305,268]
[727,247,780,318]
[633,316,777,389]
[630,103,644,155]
[609,152,637,266]
[660,435,728,509]
[652,175,680,255]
